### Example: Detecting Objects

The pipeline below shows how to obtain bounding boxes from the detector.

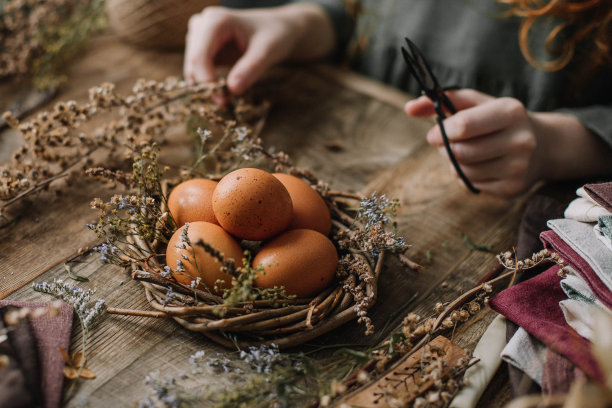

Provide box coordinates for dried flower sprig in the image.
[139,343,345,408]
[32,278,105,397]
[139,370,191,408]
[333,192,410,335]
[214,250,294,315]
[88,146,173,266]
[1,76,263,220]
[357,192,399,230]
[32,279,106,331]
[0,0,106,88]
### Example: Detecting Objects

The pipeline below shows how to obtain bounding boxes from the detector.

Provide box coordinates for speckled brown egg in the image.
[212,168,293,241]
[273,173,331,236]
[253,229,338,298]
[167,179,218,227]
[165,221,244,295]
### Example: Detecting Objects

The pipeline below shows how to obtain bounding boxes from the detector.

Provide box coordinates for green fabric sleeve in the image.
[289,0,354,60]
[557,105,612,149]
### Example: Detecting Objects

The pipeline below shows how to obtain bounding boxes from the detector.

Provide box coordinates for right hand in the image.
[184,4,335,95]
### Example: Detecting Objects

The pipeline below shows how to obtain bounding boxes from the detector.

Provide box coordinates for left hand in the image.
[405,89,541,197]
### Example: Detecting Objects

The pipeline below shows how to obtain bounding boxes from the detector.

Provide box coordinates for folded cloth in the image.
[542,219,612,306]
[0,301,74,408]
[489,265,604,382]
[501,327,547,385]
[596,216,612,252]
[541,348,587,395]
[541,230,612,309]
[584,182,612,213]
[560,267,608,307]
[599,215,612,239]
[594,225,612,252]
[559,299,612,341]
[558,266,612,343]
[0,309,42,408]
[547,218,612,291]
[506,192,568,398]
[564,188,612,222]
[564,198,611,223]
[450,315,506,408]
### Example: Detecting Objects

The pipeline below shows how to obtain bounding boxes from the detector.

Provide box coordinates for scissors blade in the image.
[405,39,437,90]
[400,46,428,91]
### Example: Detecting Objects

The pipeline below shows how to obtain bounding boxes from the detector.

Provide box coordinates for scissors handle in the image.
[433,100,480,194]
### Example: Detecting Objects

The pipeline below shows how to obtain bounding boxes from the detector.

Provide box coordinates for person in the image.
[183,0,612,197]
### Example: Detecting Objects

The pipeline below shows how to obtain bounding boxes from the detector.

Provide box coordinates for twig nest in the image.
[105,0,219,49]
[253,229,338,298]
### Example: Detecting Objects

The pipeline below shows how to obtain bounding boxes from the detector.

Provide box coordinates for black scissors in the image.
[401,37,480,194]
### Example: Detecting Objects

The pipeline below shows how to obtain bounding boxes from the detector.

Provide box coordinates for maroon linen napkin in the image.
[584,182,612,213]
[489,265,604,382]
[541,348,586,395]
[0,309,41,408]
[0,301,74,408]
[540,229,612,309]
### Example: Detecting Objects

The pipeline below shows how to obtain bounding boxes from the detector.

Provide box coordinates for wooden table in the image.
[0,34,525,407]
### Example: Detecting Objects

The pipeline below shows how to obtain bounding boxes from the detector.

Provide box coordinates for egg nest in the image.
[128,178,385,350]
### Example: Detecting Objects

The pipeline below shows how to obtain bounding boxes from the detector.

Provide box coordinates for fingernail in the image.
[227,75,244,95]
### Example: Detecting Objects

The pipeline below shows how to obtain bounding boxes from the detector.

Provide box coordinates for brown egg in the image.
[253,229,338,298]
[165,221,244,295]
[212,168,293,241]
[167,179,218,227]
[273,173,331,236]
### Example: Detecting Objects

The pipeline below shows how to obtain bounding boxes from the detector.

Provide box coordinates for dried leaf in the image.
[64,264,89,282]
[71,351,86,368]
[461,232,493,252]
[79,368,96,379]
[63,366,78,380]
[59,347,71,365]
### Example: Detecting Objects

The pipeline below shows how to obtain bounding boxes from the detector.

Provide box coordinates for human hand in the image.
[405,89,542,197]
[184,4,335,95]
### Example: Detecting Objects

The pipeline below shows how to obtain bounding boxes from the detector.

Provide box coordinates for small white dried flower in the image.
[319,395,331,407]
[356,370,370,384]
[331,379,347,396]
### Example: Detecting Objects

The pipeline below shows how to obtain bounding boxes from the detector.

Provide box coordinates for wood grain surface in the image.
[0,34,524,407]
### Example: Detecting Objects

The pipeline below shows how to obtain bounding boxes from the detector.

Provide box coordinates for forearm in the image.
[532,111,612,181]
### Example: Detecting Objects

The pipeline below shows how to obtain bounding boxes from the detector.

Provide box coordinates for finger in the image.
[444,89,494,110]
[404,89,494,118]
[404,95,435,117]
[227,33,277,94]
[470,178,527,198]
[184,10,233,83]
[435,131,515,164]
[457,156,529,183]
[428,97,527,144]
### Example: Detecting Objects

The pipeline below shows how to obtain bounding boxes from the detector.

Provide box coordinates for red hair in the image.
[499,0,612,72]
